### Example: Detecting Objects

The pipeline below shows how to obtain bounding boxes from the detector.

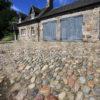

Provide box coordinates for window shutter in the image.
[43,21,56,41]
[61,18,70,40]
[61,16,83,41]
[75,16,83,40]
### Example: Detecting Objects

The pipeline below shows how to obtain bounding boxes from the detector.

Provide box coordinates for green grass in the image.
[1,33,14,43]
[3,35,14,41]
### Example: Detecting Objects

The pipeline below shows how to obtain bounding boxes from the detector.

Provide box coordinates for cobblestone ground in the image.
[0,41,100,100]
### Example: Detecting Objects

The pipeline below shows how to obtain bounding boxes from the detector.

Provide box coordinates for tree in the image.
[0,0,18,40]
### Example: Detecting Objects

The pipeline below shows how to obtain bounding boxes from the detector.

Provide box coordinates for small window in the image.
[21,29,26,36]
[31,27,34,35]
[61,15,83,41]
[43,21,57,41]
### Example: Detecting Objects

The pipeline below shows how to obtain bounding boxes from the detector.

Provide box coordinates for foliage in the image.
[0,0,18,40]
[1,33,14,41]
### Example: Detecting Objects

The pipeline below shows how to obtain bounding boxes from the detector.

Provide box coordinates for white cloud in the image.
[11,5,21,12]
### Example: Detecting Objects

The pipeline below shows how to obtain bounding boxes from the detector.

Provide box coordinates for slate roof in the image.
[18,0,100,26]
[40,0,100,19]
[24,6,41,21]
[29,5,41,15]
[18,12,27,21]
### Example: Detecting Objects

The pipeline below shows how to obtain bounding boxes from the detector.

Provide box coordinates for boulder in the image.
[40,85,51,96]
[46,94,58,100]
[15,89,27,100]
[34,94,44,100]
[58,92,66,100]
[76,92,83,100]
[28,84,35,89]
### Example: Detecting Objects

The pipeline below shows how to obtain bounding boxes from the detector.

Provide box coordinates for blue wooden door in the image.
[61,16,83,41]
[43,21,57,41]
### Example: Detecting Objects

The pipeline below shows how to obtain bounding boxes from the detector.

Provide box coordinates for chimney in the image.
[19,17,21,23]
[46,0,53,9]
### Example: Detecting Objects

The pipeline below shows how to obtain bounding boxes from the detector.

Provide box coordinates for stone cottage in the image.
[17,0,100,42]
[0,0,100,99]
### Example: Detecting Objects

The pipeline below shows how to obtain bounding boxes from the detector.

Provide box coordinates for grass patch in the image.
[2,35,13,41]
[1,33,14,42]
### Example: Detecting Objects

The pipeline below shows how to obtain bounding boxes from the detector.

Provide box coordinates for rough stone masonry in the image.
[0,41,100,100]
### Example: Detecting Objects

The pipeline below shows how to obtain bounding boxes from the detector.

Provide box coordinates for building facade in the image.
[17,0,100,42]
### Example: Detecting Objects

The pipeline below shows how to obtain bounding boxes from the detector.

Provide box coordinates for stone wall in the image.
[18,6,100,42]
[0,41,100,100]
[40,6,100,42]
[18,23,39,41]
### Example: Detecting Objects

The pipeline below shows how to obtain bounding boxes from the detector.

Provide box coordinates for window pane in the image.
[43,21,57,41]
[61,16,83,41]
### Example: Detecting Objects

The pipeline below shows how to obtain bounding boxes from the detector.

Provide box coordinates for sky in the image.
[11,0,76,15]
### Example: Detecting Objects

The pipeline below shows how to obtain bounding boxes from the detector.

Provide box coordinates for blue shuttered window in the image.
[43,21,57,41]
[61,16,83,41]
